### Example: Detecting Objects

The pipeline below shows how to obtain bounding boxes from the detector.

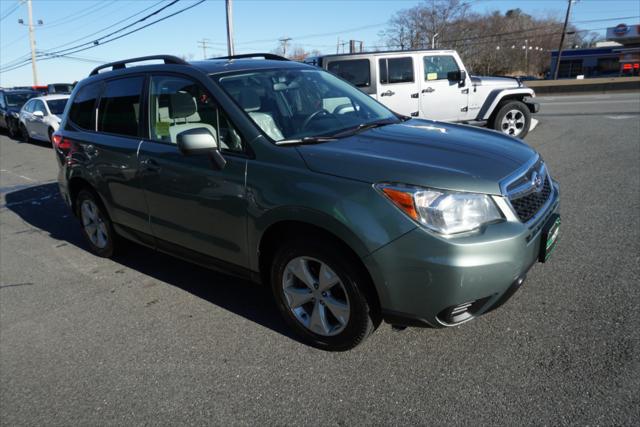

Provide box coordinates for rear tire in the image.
[270,237,377,351]
[19,123,29,143]
[76,189,116,258]
[491,100,531,139]
[7,119,18,139]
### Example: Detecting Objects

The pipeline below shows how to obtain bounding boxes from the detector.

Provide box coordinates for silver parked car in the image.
[18,94,70,144]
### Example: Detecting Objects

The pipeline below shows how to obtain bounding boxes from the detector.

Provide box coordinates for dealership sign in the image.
[606,23,640,43]
[613,24,629,36]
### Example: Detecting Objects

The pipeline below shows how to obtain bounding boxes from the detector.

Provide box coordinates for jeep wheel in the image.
[270,238,377,351]
[76,189,116,258]
[492,100,531,139]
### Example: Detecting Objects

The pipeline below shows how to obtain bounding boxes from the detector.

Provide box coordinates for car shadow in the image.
[3,182,297,342]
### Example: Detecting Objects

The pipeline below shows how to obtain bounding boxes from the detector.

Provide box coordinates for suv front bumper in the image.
[363,183,559,328]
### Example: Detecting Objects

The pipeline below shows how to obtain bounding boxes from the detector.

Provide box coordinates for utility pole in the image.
[336,37,340,54]
[279,37,291,57]
[225,0,235,56]
[524,39,529,74]
[197,39,212,59]
[553,0,574,80]
[26,0,38,85]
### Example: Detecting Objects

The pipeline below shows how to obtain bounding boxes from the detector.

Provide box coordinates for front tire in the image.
[491,100,531,139]
[76,189,116,258]
[7,119,18,139]
[270,237,377,351]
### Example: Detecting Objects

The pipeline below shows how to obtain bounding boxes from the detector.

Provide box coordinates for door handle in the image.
[381,90,395,97]
[422,87,435,93]
[140,158,161,173]
[461,88,469,94]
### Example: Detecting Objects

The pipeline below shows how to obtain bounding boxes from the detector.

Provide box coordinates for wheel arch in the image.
[67,175,110,219]
[479,88,535,121]
[257,219,383,318]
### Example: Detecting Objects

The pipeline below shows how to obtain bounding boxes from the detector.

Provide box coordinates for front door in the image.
[376,56,420,117]
[30,99,48,139]
[138,74,249,267]
[419,54,468,121]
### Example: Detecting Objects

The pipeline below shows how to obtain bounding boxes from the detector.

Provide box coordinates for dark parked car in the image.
[53,54,561,350]
[0,88,39,138]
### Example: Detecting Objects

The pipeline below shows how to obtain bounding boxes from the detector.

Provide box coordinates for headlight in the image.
[376,184,503,235]
[10,111,19,118]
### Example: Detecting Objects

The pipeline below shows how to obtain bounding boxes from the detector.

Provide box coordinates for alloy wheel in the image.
[500,109,526,136]
[80,199,109,249]
[281,256,350,336]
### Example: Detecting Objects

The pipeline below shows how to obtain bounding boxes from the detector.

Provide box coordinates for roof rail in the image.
[213,53,289,61]
[89,55,188,76]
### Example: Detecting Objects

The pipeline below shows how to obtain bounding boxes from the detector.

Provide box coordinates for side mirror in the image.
[176,127,226,169]
[447,70,466,86]
[33,110,44,117]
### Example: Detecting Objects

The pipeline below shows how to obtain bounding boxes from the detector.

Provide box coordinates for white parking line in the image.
[0,169,36,182]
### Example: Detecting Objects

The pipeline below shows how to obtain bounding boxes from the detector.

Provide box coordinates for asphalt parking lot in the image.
[1,92,639,425]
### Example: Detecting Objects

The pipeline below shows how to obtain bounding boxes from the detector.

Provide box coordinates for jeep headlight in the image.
[376,184,503,235]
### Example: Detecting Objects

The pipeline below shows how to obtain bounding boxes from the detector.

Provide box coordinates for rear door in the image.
[138,73,248,266]
[419,54,468,121]
[376,55,419,117]
[65,77,151,237]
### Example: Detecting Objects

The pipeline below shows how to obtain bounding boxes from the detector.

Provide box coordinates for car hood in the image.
[295,119,537,195]
[471,75,521,88]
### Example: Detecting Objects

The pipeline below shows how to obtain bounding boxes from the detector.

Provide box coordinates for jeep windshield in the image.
[214,68,399,143]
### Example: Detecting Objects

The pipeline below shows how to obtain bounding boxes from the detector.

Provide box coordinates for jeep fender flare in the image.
[476,88,536,121]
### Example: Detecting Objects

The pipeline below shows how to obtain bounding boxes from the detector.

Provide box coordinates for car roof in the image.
[317,49,457,59]
[190,58,310,75]
[36,94,71,101]
[1,89,39,94]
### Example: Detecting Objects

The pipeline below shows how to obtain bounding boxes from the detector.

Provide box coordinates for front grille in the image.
[510,176,552,222]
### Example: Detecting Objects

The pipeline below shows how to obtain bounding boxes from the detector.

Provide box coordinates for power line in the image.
[0,1,20,22]
[1,0,206,73]
[1,0,180,71]
[42,0,118,29]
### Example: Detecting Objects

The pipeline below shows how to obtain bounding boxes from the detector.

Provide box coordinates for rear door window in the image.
[97,77,144,138]
[327,59,371,88]
[424,55,459,81]
[379,57,414,84]
[68,82,102,130]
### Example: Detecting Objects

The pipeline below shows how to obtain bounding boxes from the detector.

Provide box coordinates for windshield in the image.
[47,99,68,115]
[5,93,36,107]
[214,68,398,142]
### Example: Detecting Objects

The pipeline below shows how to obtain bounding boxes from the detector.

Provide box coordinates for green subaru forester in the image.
[54,54,560,351]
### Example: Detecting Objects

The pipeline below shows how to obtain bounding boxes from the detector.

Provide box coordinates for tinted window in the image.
[47,99,68,115]
[68,82,102,130]
[51,84,73,93]
[98,77,143,137]
[0,94,5,109]
[327,59,370,88]
[379,57,414,84]
[424,55,459,81]
[5,92,36,107]
[149,75,244,152]
[33,100,46,115]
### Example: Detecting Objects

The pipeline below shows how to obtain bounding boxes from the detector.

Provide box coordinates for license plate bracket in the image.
[539,213,561,263]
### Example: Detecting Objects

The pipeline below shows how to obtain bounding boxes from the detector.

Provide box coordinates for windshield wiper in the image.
[329,119,398,138]
[275,136,337,146]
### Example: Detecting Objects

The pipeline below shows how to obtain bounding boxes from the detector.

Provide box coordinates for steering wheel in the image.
[301,109,333,130]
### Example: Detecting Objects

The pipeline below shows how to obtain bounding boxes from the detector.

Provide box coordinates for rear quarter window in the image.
[68,82,102,130]
[327,59,371,88]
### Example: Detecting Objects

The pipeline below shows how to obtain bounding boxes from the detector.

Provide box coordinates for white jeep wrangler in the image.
[305,49,539,138]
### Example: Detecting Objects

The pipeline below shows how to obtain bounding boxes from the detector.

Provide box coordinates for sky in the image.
[1,0,639,86]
